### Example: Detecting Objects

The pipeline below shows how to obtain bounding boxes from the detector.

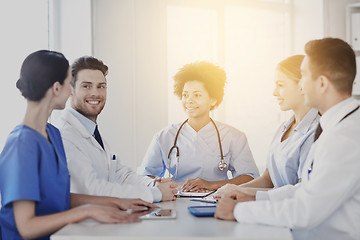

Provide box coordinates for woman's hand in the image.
[181,177,214,192]
[80,204,140,223]
[71,194,158,210]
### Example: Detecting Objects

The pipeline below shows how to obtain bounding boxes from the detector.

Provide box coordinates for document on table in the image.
[175,190,216,198]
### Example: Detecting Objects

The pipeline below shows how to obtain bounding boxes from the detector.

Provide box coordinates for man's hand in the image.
[215,190,256,221]
[111,198,158,210]
[214,194,238,221]
[213,183,239,199]
[85,196,157,210]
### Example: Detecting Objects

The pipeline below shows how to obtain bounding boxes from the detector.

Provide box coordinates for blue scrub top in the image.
[0,124,70,240]
[138,121,259,182]
[266,108,319,187]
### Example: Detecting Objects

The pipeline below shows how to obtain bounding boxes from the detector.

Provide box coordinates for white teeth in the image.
[88,100,100,105]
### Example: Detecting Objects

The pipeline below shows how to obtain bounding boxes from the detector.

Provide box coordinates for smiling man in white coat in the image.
[215,38,360,240]
[53,56,176,203]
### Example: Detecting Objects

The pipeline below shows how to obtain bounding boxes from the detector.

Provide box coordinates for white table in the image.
[51,198,293,240]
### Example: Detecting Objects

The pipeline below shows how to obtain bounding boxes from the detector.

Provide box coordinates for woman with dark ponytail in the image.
[0,50,155,240]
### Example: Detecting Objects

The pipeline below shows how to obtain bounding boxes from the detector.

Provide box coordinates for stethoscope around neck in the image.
[167,118,226,181]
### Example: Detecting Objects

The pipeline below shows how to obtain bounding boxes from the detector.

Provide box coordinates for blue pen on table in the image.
[190,199,217,204]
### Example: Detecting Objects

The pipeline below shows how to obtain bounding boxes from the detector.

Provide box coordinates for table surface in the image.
[51,198,293,240]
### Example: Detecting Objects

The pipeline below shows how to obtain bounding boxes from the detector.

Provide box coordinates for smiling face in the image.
[273,69,304,111]
[299,56,320,110]
[181,80,216,120]
[71,69,107,122]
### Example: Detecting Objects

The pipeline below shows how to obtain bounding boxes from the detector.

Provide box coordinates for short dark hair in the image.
[16,50,69,101]
[173,61,226,110]
[71,56,108,87]
[305,38,356,94]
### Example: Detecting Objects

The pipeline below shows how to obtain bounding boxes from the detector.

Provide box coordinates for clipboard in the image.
[175,190,216,198]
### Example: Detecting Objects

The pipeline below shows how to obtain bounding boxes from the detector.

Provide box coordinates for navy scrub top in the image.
[0,123,70,240]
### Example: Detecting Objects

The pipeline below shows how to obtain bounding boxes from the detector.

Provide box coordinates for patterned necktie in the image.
[94,125,104,149]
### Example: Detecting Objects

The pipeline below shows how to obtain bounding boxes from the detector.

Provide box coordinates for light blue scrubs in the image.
[138,121,259,182]
[267,108,319,188]
[0,124,70,240]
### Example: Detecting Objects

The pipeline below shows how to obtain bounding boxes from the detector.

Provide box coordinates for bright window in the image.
[167,1,292,171]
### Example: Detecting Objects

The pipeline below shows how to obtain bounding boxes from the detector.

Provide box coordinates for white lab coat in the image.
[53,109,155,202]
[234,98,360,240]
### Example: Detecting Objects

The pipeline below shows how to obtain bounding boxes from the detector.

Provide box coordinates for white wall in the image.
[92,0,168,169]
[324,0,360,40]
[49,0,93,121]
[0,0,48,150]
[292,0,324,54]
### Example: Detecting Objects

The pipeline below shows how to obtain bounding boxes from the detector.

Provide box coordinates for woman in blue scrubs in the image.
[215,55,320,198]
[138,61,259,192]
[0,50,155,240]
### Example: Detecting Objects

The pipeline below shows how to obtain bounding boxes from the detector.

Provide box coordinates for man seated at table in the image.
[215,38,360,240]
[53,56,176,203]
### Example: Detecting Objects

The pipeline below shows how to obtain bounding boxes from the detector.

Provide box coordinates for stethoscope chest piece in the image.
[168,118,227,179]
[218,160,227,171]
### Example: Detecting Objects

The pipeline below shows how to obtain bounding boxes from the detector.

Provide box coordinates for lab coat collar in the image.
[320,97,359,131]
[61,109,96,140]
[69,108,97,136]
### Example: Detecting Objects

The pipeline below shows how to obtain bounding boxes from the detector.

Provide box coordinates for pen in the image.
[190,199,217,204]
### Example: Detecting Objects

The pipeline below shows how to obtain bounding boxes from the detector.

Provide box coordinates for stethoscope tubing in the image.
[167,118,226,180]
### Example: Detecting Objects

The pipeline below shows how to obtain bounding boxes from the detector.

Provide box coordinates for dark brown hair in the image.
[16,50,69,101]
[71,56,108,87]
[305,38,356,93]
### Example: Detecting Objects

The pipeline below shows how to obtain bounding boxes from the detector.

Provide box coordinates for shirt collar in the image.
[282,115,295,133]
[69,107,97,136]
[294,108,319,135]
[320,97,359,131]
[281,108,319,135]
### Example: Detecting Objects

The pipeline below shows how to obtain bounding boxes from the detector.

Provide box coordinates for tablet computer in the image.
[137,208,176,220]
[188,205,217,217]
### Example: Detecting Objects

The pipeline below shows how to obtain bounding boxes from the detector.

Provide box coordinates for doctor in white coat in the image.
[215,38,360,240]
[54,56,176,203]
[138,61,259,192]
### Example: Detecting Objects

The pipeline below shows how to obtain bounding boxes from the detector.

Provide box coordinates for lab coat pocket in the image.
[109,155,118,182]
